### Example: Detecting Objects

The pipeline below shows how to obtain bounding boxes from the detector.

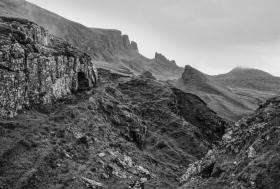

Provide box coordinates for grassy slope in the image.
[210,67,280,115]
[175,66,258,123]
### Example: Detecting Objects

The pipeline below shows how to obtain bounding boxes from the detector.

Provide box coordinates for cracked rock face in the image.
[0,16,97,117]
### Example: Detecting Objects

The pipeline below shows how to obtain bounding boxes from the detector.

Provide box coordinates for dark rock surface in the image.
[0,67,228,189]
[179,96,280,189]
[0,16,97,117]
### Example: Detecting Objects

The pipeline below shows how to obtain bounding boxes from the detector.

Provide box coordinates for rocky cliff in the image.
[143,52,184,80]
[0,16,97,117]
[90,29,139,53]
[131,41,139,52]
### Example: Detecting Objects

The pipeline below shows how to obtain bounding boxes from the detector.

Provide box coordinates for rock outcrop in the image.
[131,41,139,52]
[181,65,210,83]
[141,71,156,80]
[179,96,280,189]
[122,35,133,50]
[90,28,139,53]
[92,28,125,52]
[0,16,97,117]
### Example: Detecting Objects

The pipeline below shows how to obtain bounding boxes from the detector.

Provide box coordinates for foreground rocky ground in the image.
[0,68,228,189]
[179,96,280,189]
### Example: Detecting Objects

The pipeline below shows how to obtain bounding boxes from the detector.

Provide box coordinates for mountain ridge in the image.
[0,0,183,80]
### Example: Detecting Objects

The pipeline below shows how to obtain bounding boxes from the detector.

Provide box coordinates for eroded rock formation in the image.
[122,35,132,50]
[0,16,97,117]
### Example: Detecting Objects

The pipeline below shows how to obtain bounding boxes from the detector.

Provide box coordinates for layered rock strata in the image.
[0,16,97,117]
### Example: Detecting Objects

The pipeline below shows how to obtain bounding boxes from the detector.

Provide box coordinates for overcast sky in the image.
[27,0,280,76]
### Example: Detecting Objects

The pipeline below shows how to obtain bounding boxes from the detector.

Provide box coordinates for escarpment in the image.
[90,29,140,53]
[131,41,138,52]
[0,16,97,117]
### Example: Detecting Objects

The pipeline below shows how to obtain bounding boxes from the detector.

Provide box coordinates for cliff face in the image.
[131,41,139,52]
[0,16,97,117]
[90,28,139,54]
[145,52,184,80]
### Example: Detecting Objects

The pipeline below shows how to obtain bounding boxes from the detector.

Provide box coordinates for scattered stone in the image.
[248,146,256,158]
[81,177,102,188]
[98,152,106,158]
[140,178,147,182]
[101,173,109,179]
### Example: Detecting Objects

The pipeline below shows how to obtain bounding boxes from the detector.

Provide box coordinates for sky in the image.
[26,0,280,76]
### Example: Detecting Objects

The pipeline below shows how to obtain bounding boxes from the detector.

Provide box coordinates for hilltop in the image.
[211,66,280,92]
[175,65,256,123]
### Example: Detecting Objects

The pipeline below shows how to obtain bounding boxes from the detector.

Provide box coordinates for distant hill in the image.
[175,65,258,123]
[211,67,280,92]
[0,0,183,80]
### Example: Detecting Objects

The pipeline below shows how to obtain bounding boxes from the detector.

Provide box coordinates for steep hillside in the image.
[175,65,256,123]
[179,96,280,189]
[210,67,280,115]
[0,0,183,80]
[0,68,229,189]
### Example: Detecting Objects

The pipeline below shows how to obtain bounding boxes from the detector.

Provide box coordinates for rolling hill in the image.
[211,66,280,93]
[175,66,280,123]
